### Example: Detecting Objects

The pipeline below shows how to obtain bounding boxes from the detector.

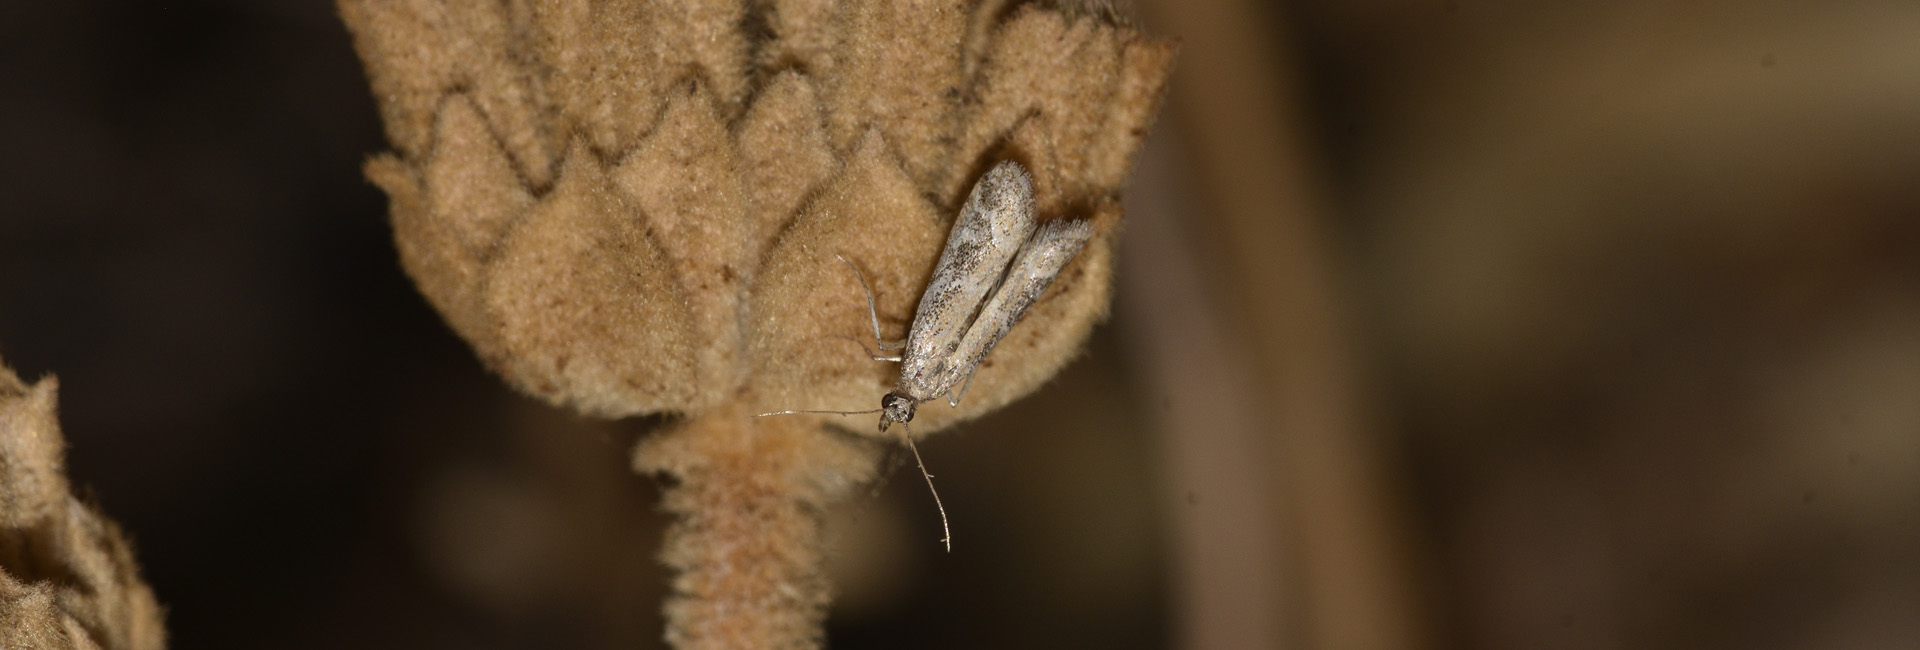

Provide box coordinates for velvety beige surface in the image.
[341,0,1171,431]
[340,1,1172,647]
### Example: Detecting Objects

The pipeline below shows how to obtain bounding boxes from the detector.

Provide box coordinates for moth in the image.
[761,160,1095,549]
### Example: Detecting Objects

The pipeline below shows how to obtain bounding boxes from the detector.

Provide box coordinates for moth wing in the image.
[897,161,1037,394]
[939,217,1096,404]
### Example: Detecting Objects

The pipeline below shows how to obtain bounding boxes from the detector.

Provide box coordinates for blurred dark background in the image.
[2,1,1917,649]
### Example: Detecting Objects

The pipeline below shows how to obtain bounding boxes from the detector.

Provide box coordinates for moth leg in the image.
[837,254,907,352]
[836,335,904,363]
[946,371,979,408]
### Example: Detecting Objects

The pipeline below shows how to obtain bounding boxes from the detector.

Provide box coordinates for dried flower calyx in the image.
[341,0,1175,434]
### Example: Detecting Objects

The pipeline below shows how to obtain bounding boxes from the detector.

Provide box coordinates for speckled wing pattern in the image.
[941,217,1095,401]
[896,160,1093,405]
[896,161,1038,400]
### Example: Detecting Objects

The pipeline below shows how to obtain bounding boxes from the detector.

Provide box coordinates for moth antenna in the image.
[901,422,952,552]
[754,408,884,418]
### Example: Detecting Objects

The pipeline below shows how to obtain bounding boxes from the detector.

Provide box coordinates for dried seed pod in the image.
[340,1,1173,646]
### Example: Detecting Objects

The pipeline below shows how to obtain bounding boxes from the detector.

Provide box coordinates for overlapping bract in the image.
[341,0,1174,434]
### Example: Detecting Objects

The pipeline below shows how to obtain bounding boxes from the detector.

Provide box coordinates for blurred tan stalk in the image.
[1133,0,1433,648]
[337,1,1173,647]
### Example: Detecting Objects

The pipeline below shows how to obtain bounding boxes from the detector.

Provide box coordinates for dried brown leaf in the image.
[0,360,166,650]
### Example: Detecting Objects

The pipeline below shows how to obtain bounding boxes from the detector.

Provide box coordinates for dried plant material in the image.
[955,7,1176,209]
[341,0,1172,646]
[758,0,839,75]
[634,406,877,649]
[0,358,166,650]
[735,72,837,261]
[825,0,967,187]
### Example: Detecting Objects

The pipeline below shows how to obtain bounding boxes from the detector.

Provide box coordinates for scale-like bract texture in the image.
[340,1,1173,646]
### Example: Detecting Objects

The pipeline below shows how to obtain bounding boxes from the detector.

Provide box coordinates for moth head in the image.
[878,391,917,432]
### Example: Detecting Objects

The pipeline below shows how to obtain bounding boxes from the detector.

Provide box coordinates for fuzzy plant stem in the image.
[338,1,1173,646]
[635,408,878,650]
